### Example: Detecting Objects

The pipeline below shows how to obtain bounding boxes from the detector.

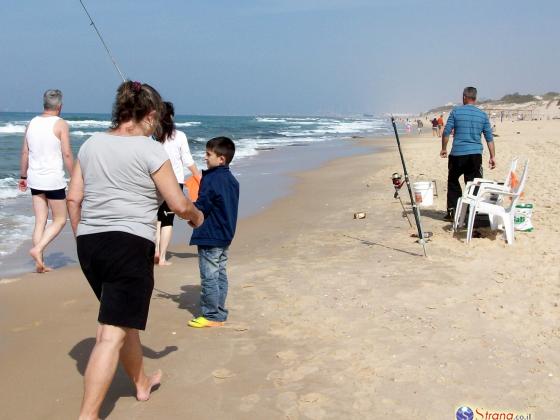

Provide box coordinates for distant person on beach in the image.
[417,119,423,135]
[154,101,201,266]
[440,86,495,220]
[437,114,444,136]
[18,89,74,273]
[431,117,438,136]
[66,81,203,420]
[188,136,239,328]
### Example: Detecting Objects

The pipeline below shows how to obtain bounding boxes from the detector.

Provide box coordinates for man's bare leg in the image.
[30,195,49,272]
[157,226,173,266]
[120,329,162,401]
[29,198,67,272]
[78,324,126,420]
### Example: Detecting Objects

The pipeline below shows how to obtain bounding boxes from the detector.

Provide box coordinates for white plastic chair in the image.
[453,157,518,231]
[465,159,529,244]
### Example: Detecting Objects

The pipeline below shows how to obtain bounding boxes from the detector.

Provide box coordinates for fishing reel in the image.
[391,172,404,198]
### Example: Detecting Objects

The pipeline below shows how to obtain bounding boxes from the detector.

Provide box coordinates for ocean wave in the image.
[0,123,26,134]
[255,117,288,123]
[0,213,34,257]
[175,122,201,127]
[0,178,29,199]
[71,130,97,136]
[67,120,111,128]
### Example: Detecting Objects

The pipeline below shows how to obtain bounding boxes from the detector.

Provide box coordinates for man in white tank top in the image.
[18,89,74,273]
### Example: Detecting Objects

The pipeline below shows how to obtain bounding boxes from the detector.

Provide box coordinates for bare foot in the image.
[136,369,162,401]
[30,247,45,273]
[158,260,172,266]
[154,252,160,265]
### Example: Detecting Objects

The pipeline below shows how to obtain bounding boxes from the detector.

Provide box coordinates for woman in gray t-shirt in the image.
[67,81,203,419]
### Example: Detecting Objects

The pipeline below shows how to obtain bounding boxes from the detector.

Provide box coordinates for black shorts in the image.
[157,183,183,227]
[30,188,66,200]
[77,231,155,330]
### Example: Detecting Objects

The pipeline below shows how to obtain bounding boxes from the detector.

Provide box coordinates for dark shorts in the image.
[30,188,66,200]
[157,183,183,227]
[77,231,155,330]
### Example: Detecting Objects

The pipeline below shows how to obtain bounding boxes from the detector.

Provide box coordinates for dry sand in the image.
[1,119,558,419]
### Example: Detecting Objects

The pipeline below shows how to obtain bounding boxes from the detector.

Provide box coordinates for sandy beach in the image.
[1,118,558,419]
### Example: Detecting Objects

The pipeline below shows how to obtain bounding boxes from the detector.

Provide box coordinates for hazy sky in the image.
[1,0,558,115]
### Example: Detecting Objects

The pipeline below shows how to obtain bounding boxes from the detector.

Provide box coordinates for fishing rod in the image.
[390,116,428,257]
[79,0,126,82]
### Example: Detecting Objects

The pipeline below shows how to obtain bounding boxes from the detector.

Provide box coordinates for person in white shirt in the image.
[18,89,74,272]
[154,102,201,265]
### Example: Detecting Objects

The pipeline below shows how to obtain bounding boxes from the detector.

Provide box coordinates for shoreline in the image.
[0,135,377,279]
[1,119,558,418]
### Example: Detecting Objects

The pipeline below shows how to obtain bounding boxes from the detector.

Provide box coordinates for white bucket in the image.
[412,181,434,207]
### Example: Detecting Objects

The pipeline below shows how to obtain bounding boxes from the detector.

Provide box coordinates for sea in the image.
[0,112,392,274]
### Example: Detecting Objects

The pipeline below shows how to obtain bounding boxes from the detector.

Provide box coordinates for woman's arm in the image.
[152,160,204,227]
[179,131,201,180]
[187,164,201,180]
[67,160,84,236]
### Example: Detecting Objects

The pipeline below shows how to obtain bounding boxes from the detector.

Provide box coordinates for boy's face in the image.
[205,149,226,169]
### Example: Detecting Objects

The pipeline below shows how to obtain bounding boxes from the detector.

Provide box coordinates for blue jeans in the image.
[198,246,229,322]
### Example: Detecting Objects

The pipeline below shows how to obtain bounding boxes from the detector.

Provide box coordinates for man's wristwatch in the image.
[20,176,27,180]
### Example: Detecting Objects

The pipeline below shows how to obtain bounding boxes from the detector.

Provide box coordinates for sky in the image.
[1,0,558,116]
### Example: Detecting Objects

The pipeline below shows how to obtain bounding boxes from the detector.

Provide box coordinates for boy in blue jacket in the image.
[188,137,239,328]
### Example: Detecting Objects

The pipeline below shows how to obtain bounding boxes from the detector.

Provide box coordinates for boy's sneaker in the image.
[188,316,224,328]
[443,209,454,221]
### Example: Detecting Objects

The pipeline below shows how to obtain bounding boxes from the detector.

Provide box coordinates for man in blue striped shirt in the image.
[440,86,496,220]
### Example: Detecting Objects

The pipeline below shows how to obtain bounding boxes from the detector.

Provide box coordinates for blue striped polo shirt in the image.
[443,104,493,156]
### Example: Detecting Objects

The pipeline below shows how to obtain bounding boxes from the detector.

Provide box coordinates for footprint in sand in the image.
[238,343,257,355]
[239,393,260,412]
[331,349,352,361]
[11,320,42,332]
[275,392,299,419]
[276,350,299,365]
[298,393,328,419]
[267,365,319,387]
[212,368,235,383]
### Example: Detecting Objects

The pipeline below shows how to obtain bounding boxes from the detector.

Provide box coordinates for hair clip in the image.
[132,81,142,93]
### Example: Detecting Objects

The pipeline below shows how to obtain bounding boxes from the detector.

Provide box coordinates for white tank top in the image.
[26,116,66,190]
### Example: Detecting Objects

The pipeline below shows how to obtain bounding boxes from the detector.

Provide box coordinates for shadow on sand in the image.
[153,284,201,318]
[166,251,198,260]
[343,234,424,257]
[68,338,177,419]
[43,251,77,269]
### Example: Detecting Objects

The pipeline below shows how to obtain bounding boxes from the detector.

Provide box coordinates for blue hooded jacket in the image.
[190,165,239,247]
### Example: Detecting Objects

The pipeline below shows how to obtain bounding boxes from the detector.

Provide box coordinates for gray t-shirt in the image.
[77,132,169,242]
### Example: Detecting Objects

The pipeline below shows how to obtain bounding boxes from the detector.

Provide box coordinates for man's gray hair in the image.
[43,89,63,110]
[463,86,477,101]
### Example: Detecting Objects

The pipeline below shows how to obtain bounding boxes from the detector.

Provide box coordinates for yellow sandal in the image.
[188,316,224,328]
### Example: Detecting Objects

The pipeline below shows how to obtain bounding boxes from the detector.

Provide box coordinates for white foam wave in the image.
[0,213,34,257]
[256,117,288,123]
[67,120,111,128]
[0,178,29,199]
[0,123,26,134]
[175,122,201,127]
[71,130,96,136]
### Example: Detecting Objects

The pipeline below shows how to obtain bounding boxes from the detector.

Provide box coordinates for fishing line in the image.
[79,0,126,82]
[390,116,428,257]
